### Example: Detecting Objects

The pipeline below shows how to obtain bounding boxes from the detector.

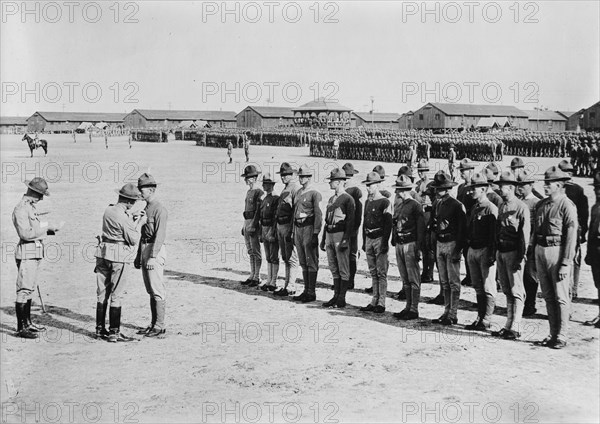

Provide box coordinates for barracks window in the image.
[419,114,424,121]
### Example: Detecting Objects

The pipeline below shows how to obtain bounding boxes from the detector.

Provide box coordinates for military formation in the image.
[233,159,600,350]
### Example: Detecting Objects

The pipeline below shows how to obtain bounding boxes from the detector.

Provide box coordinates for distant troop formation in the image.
[236,158,600,350]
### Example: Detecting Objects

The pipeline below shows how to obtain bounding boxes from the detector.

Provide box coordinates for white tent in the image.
[194,120,208,128]
[95,122,108,129]
[78,122,93,130]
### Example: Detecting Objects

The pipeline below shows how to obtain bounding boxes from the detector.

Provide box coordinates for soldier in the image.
[332,137,340,160]
[584,171,600,328]
[531,167,578,349]
[244,134,251,162]
[12,178,60,339]
[134,173,168,338]
[104,129,109,149]
[511,157,544,199]
[414,159,430,205]
[558,160,589,300]
[430,171,466,326]
[258,173,280,292]
[342,162,363,290]
[484,168,503,208]
[457,158,476,287]
[373,165,392,199]
[292,165,322,303]
[95,183,146,342]
[321,169,355,308]
[72,129,76,143]
[391,175,425,320]
[241,165,263,287]
[88,129,92,143]
[448,145,457,181]
[359,172,392,314]
[227,140,233,163]
[274,163,300,297]
[517,170,541,317]
[493,171,530,340]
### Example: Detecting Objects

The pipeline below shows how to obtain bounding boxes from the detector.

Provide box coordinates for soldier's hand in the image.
[286,233,293,243]
[511,262,522,273]
[585,254,591,266]
[487,256,496,267]
[134,258,141,269]
[320,241,326,252]
[258,236,264,243]
[558,265,570,281]
[339,238,349,250]
[391,237,396,247]
[451,252,461,263]
[241,227,245,236]
[416,250,422,262]
[145,257,157,270]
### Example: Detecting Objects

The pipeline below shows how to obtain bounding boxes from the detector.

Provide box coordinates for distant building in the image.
[292,98,353,128]
[27,111,126,133]
[0,116,28,134]
[124,109,237,129]
[582,101,600,131]
[236,106,295,128]
[522,110,567,132]
[352,112,400,130]
[411,103,529,131]
[556,110,582,131]
[398,111,414,130]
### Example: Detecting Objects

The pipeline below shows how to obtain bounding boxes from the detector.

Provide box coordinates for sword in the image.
[37,285,46,313]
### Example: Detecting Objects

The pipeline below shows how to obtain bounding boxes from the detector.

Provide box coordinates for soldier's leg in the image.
[406,242,422,314]
[325,232,340,303]
[305,227,319,298]
[334,232,350,306]
[467,248,486,323]
[348,235,358,289]
[436,242,451,318]
[586,255,600,326]
[294,227,309,296]
[244,230,255,282]
[447,242,461,321]
[375,238,389,309]
[270,241,280,287]
[395,244,409,312]
[251,233,262,282]
[497,251,514,330]
[508,251,525,335]
[523,255,539,315]
[570,245,581,299]
[535,246,558,340]
[145,245,167,332]
[366,238,379,306]
[15,259,41,337]
[263,240,273,286]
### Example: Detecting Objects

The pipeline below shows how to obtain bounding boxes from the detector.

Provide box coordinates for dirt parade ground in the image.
[0,133,598,423]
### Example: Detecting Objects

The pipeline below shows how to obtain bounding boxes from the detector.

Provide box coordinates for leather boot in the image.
[301,271,318,303]
[292,270,309,301]
[146,300,166,337]
[336,280,349,308]
[138,298,156,335]
[15,302,37,339]
[348,260,357,290]
[25,299,46,332]
[95,302,109,339]
[323,278,340,307]
[108,306,134,343]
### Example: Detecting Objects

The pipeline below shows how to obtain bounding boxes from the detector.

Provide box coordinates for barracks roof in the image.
[235,106,295,118]
[425,103,528,118]
[0,116,28,126]
[353,112,401,122]
[556,111,579,119]
[293,97,352,112]
[131,109,237,121]
[28,111,127,123]
[522,110,567,121]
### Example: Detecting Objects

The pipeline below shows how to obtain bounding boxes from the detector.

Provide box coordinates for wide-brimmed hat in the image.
[372,165,388,178]
[516,170,536,185]
[467,172,490,188]
[431,171,458,189]
[495,171,518,185]
[558,160,574,173]
[326,168,349,181]
[342,162,359,176]
[138,173,158,188]
[262,173,276,184]
[277,162,297,175]
[510,157,525,169]
[591,171,600,187]
[485,162,500,177]
[458,158,475,171]
[539,166,571,183]
[397,165,413,178]
[116,183,141,200]
[25,177,50,196]
[483,168,497,183]
[394,175,415,190]
[417,159,429,171]
[362,171,384,185]
[241,165,261,178]
[298,165,313,177]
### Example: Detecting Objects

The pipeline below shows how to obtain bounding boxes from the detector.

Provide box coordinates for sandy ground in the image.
[0,133,598,423]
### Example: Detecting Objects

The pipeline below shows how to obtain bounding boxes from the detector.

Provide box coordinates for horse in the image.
[22,134,48,157]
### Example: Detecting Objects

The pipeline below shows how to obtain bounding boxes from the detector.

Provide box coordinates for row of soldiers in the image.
[12,174,168,342]
[240,158,600,349]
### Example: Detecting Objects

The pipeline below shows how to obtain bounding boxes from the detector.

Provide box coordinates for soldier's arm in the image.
[151,206,168,257]
[13,207,47,241]
[313,191,323,235]
[561,203,579,267]
[343,196,355,243]
[415,202,426,252]
[454,203,467,257]
[520,205,531,261]
[122,217,142,247]
[381,200,393,250]
[578,189,589,240]
[250,189,263,231]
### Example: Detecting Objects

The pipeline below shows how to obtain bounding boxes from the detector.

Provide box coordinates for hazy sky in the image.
[1,0,599,116]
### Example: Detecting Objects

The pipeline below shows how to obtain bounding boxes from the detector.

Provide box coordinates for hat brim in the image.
[298,173,313,177]
[467,182,490,188]
[138,182,159,188]
[327,176,349,181]
[362,179,384,185]
[495,180,519,185]
[115,189,140,200]
[241,172,261,178]
[276,169,297,175]
[417,167,430,172]
[540,177,571,183]
[262,180,276,184]
[432,181,458,189]
[394,185,415,190]
[25,180,49,196]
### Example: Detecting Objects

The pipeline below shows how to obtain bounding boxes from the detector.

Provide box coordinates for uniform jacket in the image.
[13,196,49,260]
[276,181,301,225]
[324,191,355,241]
[95,203,141,263]
[140,198,168,257]
[497,197,530,258]
[293,184,323,234]
[259,193,279,241]
[243,187,264,233]
[392,196,425,249]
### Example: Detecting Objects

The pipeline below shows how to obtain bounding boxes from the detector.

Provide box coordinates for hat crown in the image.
[342,162,358,175]
[363,171,383,184]
[592,171,600,187]
[459,158,475,169]
[278,162,296,175]
[417,159,429,170]
[298,164,313,176]
[433,170,451,184]
[328,168,347,180]
[138,172,157,187]
[262,172,275,183]
[372,165,386,178]
[119,183,141,199]
[470,172,489,185]
[27,177,49,195]
[397,165,412,177]
[497,170,517,183]
[544,166,570,181]
[395,174,414,188]
[558,160,573,172]
[242,165,260,177]
[510,157,524,169]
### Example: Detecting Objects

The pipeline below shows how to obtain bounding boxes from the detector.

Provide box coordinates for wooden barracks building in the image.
[26,111,127,133]
[124,109,237,129]
[236,106,295,128]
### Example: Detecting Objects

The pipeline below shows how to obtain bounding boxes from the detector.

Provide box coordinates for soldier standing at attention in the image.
[134,173,168,338]
[584,171,600,328]
[12,178,60,339]
[493,171,530,340]
[457,158,476,287]
[244,133,251,162]
[530,167,578,349]
[360,172,393,314]
[430,171,466,326]
[104,129,109,149]
[88,129,92,143]
[464,173,497,331]
[241,165,263,287]
[258,173,280,292]
[274,163,300,297]
[391,175,425,320]
[321,169,355,308]
[95,183,146,342]
[292,165,322,303]
[558,160,588,300]
[227,140,233,163]
[342,162,363,290]
[72,129,76,143]
[448,145,457,181]
[511,157,544,199]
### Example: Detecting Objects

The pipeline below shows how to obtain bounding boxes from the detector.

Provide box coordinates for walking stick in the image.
[37,285,47,313]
